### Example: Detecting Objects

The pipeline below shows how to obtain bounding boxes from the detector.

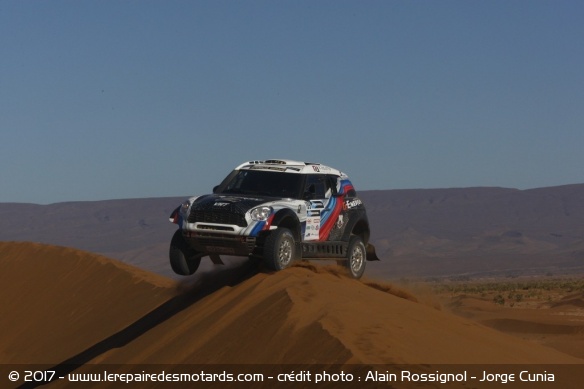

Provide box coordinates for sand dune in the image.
[0,242,174,364]
[2,242,583,388]
[84,266,579,366]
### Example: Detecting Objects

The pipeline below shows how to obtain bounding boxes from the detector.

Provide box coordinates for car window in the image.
[220,170,304,198]
[305,174,336,199]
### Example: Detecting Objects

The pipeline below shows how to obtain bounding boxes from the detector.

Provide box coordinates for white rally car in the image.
[169,159,379,278]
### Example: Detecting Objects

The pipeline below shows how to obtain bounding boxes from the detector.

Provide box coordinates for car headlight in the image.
[180,199,192,214]
[250,206,273,221]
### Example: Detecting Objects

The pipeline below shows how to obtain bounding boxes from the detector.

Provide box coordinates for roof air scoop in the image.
[264,160,287,165]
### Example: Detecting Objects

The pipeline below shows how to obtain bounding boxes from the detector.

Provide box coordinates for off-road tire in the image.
[263,227,296,271]
[169,230,202,276]
[338,235,367,279]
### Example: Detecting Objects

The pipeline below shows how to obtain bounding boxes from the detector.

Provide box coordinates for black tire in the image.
[263,227,296,271]
[169,230,202,276]
[338,235,367,279]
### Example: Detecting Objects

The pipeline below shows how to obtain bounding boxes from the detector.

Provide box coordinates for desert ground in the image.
[2,241,583,388]
[433,277,584,360]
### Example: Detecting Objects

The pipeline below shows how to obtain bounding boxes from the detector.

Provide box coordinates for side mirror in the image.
[213,185,220,194]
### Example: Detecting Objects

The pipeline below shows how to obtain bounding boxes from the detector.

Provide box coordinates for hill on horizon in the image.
[1,183,584,279]
[362,183,584,278]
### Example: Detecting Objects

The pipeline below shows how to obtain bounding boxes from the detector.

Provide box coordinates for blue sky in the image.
[1,1,583,204]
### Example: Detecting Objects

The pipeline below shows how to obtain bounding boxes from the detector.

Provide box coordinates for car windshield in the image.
[219,170,304,199]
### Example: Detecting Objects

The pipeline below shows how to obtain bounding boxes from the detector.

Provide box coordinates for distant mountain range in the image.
[2,184,584,279]
[361,184,584,278]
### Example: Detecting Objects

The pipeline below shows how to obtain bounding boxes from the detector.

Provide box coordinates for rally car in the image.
[168,159,379,278]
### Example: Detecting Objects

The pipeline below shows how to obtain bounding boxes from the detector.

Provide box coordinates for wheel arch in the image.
[343,215,370,244]
[271,209,302,241]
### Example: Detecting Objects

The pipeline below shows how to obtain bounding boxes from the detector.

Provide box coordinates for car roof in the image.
[234,159,346,176]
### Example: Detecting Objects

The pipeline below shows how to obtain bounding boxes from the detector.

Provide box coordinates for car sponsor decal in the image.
[344,198,362,209]
[305,214,321,241]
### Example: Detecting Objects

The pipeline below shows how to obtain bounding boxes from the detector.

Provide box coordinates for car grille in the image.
[186,196,264,227]
[188,210,246,227]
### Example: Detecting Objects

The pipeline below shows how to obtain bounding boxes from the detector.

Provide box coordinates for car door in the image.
[304,174,339,241]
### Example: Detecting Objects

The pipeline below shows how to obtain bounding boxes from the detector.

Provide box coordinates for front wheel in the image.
[263,228,296,271]
[338,235,367,279]
[169,230,203,276]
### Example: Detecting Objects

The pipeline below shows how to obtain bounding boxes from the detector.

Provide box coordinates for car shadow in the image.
[19,259,260,388]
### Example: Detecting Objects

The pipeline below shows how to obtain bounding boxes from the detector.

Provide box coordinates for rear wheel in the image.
[263,228,296,271]
[338,235,367,279]
[169,230,202,276]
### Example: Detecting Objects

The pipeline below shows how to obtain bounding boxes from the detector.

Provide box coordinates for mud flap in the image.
[366,244,380,261]
[209,254,225,265]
